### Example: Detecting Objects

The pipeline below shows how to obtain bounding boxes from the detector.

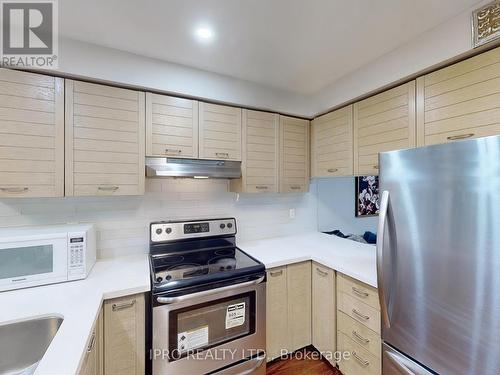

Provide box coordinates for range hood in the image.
[146,157,242,179]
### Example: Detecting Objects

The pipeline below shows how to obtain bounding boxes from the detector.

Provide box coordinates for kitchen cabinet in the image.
[146,93,199,158]
[353,81,416,175]
[417,46,500,146]
[279,116,310,192]
[104,293,145,375]
[0,68,64,198]
[65,80,145,196]
[266,266,288,361]
[337,273,381,375]
[230,109,279,193]
[312,263,336,364]
[79,309,103,375]
[311,105,353,177]
[199,102,242,161]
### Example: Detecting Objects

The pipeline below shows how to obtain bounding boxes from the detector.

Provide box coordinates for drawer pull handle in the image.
[327,168,338,173]
[352,330,370,344]
[255,185,268,190]
[269,270,283,277]
[447,133,474,141]
[316,267,328,277]
[352,351,370,367]
[112,299,136,311]
[98,186,119,192]
[86,332,96,353]
[216,152,230,158]
[0,187,29,193]
[352,286,369,298]
[290,186,301,190]
[165,148,182,154]
[352,308,370,321]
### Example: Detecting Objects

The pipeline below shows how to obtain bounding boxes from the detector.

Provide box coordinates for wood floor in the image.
[266,347,342,375]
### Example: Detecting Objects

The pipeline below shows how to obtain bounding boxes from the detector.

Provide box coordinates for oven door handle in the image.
[156,276,265,305]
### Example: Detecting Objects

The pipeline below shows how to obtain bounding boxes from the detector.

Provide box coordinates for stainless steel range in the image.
[149,218,266,375]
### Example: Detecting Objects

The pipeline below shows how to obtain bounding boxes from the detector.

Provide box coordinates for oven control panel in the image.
[150,218,237,243]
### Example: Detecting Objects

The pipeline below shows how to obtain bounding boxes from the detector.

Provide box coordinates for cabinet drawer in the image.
[338,293,380,334]
[338,332,381,375]
[338,311,381,358]
[338,273,379,311]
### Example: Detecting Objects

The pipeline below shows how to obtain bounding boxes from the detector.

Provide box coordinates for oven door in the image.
[0,236,68,291]
[152,276,266,375]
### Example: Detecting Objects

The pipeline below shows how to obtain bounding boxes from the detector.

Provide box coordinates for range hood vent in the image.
[146,157,241,179]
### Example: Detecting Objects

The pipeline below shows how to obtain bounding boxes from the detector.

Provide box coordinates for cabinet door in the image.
[266,266,288,361]
[287,262,311,351]
[104,293,145,375]
[199,102,241,161]
[0,68,64,198]
[311,106,353,177]
[312,263,336,360]
[417,47,500,146]
[65,80,145,196]
[146,93,198,158]
[279,116,309,192]
[353,81,416,175]
[231,109,279,193]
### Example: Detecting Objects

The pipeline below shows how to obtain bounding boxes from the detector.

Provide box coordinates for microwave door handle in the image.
[377,190,392,328]
[156,276,265,305]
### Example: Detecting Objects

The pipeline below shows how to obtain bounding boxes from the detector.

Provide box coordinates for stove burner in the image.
[214,249,235,256]
[208,256,237,272]
[155,255,185,265]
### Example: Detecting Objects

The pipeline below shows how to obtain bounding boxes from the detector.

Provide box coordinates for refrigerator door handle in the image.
[377,190,391,328]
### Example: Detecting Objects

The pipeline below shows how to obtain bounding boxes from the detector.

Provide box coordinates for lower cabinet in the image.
[266,262,311,361]
[311,263,336,364]
[79,309,104,375]
[104,293,146,375]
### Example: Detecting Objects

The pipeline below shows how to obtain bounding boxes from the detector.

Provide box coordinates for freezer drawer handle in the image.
[351,286,369,298]
[112,299,136,311]
[352,351,370,367]
[352,330,370,344]
[157,276,265,305]
[352,309,370,321]
[447,133,474,141]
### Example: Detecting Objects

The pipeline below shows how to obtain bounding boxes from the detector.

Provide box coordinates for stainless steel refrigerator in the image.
[377,135,500,375]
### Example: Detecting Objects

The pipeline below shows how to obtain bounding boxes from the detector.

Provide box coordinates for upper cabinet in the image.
[417,47,500,146]
[311,105,353,177]
[230,109,279,193]
[0,69,64,198]
[146,93,198,158]
[199,102,242,161]
[353,81,416,175]
[65,80,145,196]
[279,116,310,192]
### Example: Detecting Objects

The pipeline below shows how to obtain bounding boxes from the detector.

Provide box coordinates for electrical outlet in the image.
[289,208,295,219]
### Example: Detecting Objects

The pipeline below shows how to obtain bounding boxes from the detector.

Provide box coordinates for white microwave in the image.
[0,224,96,292]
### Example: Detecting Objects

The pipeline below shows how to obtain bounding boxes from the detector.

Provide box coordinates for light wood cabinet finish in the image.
[266,266,288,361]
[79,309,103,375]
[311,105,353,177]
[312,263,336,362]
[104,293,145,375]
[65,80,145,196]
[417,47,500,146]
[338,311,381,359]
[230,109,279,193]
[279,116,309,192]
[353,81,416,175]
[287,262,312,352]
[338,331,381,375]
[0,68,64,198]
[146,93,199,158]
[338,273,379,311]
[338,292,381,335]
[199,102,242,161]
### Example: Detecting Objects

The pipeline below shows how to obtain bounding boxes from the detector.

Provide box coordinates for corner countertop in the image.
[0,254,150,375]
[240,232,377,288]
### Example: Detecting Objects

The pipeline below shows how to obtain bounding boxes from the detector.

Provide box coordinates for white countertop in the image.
[240,232,377,288]
[0,254,150,375]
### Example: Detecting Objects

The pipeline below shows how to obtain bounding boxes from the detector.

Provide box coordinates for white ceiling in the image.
[60,0,480,95]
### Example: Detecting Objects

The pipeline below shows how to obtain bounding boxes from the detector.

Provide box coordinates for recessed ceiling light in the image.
[194,26,215,42]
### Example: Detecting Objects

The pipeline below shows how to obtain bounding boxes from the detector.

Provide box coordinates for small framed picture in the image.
[355,176,380,217]
[472,1,500,48]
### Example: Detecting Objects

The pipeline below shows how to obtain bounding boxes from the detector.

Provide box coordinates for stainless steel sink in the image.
[0,316,63,375]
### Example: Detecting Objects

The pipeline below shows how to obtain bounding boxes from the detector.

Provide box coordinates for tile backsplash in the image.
[0,179,318,258]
